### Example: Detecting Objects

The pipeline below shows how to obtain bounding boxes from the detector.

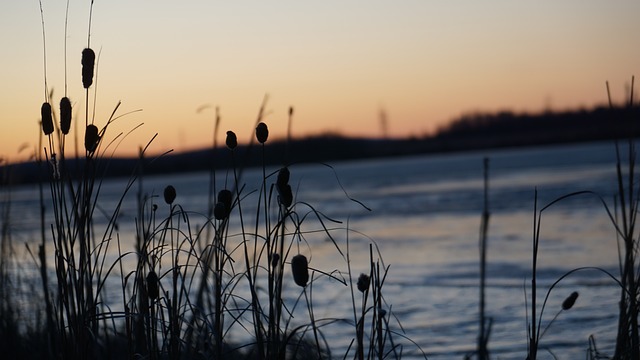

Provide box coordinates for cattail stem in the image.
[303,285,323,359]
[38,0,48,102]
[478,157,490,360]
[87,0,94,48]
[230,146,265,359]
[529,190,539,360]
[63,0,69,96]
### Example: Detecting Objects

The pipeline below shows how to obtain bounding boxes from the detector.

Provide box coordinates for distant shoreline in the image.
[3,105,638,185]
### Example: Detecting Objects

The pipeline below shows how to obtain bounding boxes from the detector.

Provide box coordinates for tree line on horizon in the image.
[2,105,639,185]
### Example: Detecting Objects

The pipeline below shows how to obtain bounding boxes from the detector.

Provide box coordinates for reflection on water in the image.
[2,140,632,359]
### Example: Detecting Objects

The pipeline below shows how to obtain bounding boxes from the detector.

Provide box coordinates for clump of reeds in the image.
[525,77,638,359]
[23,3,422,359]
[344,233,425,360]
[603,77,639,360]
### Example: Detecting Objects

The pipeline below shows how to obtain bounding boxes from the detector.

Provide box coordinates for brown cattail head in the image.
[60,97,72,135]
[213,202,227,220]
[84,124,100,152]
[164,185,177,205]
[256,122,269,144]
[291,254,309,287]
[214,189,233,220]
[226,131,237,149]
[146,271,159,300]
[271,253,280,268]
[278,184,293,208]
[562,291,579,310]
[357,273,370,293]
[41,102,54,135]
[82,48,95,89]
[277,167,290,189]
[276,167,293,207]
[219,189,232,213]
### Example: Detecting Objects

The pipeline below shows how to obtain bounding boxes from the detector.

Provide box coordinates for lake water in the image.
[3,140,634,359]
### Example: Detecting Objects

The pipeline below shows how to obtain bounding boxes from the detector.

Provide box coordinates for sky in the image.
[1,1,639,162]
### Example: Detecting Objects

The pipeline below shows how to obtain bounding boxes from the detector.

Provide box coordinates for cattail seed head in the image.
[41,102,54,135]
[278,184,293,208]
[213,189,232,220]
[84,124,100,152]
[82,48,95,89]
[146,271,159,300]
[60,97,72,135]
[213,202,227,220]
[271,253,280,268]
[291,254,309,287]
[217,189,232,213]
[256,122,269,144]
[562,291,579,310]
[277,167,290,188]
[164,185,177,205]
[276,167,293,207]
[357,273,370,293]
[226,131,237,149]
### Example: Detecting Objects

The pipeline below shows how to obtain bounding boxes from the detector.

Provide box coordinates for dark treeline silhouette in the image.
[3,105,639,185]
[432,105,640,150]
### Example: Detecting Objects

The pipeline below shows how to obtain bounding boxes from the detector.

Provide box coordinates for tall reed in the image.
[525,77,639,359]
[608,77,639,360]
[21,3,424,359]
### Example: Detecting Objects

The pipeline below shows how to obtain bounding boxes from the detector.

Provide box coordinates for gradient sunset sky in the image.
[2,1,639,161]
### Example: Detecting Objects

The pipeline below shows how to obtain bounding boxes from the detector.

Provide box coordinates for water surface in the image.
[3,140,631,359]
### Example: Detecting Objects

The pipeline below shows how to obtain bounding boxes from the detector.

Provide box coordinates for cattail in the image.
[226,131,237,149]
[60,97,72,135]
[357,273,370,293]
[213,202,227,220]
[271,253,280,268]
[562,291,579,310]
[218,189,232,209]
[278,184,293,208]
[81,48,95,89]
[276,167,293,207]
[277,167,290,188]
[256,122,269,144]
[291,254,309,287]
[41,102,54,135]
[213,189,232,220]
[164,185,177,205]
[84,124,99,152]
[146,271,159,300]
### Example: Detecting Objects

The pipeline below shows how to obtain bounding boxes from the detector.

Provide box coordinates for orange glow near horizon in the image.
[1,1,639,163]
